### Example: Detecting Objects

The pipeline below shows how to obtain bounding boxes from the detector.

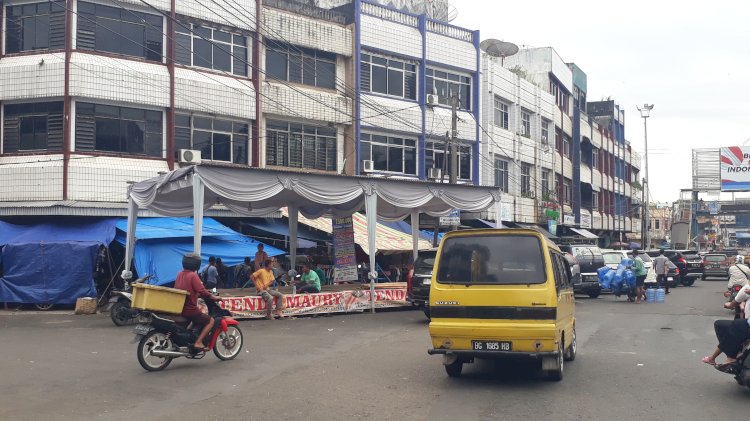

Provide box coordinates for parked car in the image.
[559,244,605,298]
[702,253,730,280]
[644,260,680,289]
[681,252,704,284]
[563,252,599,298]
[407,249,437,319]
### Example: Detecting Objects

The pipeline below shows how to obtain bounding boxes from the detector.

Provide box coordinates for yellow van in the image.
[427,229,576,380]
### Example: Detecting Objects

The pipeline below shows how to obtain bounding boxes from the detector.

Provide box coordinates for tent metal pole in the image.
[365,192,378,314]
[192,174,204,255]
[288,206,299,273]
[495,199,503,228]
[411,211,420,262]
[122,196,138,281]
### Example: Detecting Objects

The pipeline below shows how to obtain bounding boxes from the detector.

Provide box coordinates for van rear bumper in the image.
[427,348,558,358]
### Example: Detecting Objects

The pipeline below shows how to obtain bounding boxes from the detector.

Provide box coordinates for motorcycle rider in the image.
[704,282,750,367]
[727,255,750,289]
[175,253,222,351]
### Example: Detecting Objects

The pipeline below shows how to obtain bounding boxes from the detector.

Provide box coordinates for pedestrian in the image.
[233,257,253,288]
[313,261,327,287]
[632,249,647,303]
[254,243,268,272]
[202,256,219,290]
[252,259,285,320]
[216,257,228,289]
[652,249,670,294]
[296,263,321,294]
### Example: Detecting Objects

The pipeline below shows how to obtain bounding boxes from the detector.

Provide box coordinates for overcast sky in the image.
[453,0,750,202]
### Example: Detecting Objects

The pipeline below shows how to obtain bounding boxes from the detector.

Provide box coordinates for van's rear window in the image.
[436,235,546,285]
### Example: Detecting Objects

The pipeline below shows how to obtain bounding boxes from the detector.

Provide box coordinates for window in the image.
[541,169,551,196]
[266,121,337,171]
[563,135,571,159]
[175,114,249,164]
[592,147,599,169]
[573,86,586,111]
[494,157,509,193]
[425,141,471,181]
[541,119,550,145]
[266,40,336,89]
[563,178,572,205]
[493,97,509,129]
[360,53,416,100]
[427,68,471,110]
[175,22,247,76]
[550,79,569,114]
[520,163,532,196]
[77,2,163,61]
[655,219,660,230]
[436,235,546,285]
[3,102,64,152]
[520,110,531,138]
[592,192,599,211]
[555,128,562,154]
[5,1,65,53]
[360,133,417,175]
[75,103,162,157]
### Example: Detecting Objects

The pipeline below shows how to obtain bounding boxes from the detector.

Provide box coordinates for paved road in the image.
[0,279,746,421]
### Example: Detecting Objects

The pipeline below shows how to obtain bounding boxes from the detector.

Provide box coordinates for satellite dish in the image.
[480,39,519,59]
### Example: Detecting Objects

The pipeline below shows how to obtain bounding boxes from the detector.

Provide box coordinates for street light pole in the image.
[637,103,654,250]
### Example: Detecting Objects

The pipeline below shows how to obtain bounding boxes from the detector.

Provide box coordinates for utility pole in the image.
[641,177,647,249]
[637,103,654,249]
[449,96,459,232]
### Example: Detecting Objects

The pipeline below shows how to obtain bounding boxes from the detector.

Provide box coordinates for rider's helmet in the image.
[737,255,744,264]
[182,252,202,271]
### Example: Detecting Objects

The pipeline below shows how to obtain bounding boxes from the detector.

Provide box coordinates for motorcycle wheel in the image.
[110,301,131,326]
[213,325,243,361]
[137,331,174,372]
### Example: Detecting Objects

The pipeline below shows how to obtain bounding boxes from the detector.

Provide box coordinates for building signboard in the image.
[720,147,750,191]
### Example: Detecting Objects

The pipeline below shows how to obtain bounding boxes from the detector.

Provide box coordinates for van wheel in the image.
[445,359,463,378]
[564,327,577,362]
[587,292,600,299]
[681,278,695,287]
[547,342,564,381]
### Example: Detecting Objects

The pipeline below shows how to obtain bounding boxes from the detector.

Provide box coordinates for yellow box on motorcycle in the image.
[131,283,189,314]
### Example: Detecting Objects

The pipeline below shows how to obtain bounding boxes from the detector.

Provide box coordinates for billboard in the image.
[720,147,750,191]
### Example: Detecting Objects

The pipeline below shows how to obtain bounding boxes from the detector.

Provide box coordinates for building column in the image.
[192,173,204,255]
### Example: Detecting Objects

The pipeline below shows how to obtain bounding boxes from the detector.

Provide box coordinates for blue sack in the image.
[612,272,624,290]
[597,266,611,278]
[624,270,636,288]
[620,258,634,267]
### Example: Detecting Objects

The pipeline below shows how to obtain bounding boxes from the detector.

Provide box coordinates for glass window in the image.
[427,67,471,111]
[425,141,471,181]
[360,52,417,100]
[5,2,65,53]
[266,120,337,171]
[541,169,551,196]
[265,41,336,89]
[360,133,417,175]
[437,235,546,285]
[75,103,162,156]
[521,110,531,138]
[592,148,599,169]
[494,97,509,129]
[4,102,64,152]
[521,163,532,196]
[563,179,572,204]
[563,135,571,159]
[77,2,163,61]
[175,22,248,76]
[494,158,508,193]
[541,120,550,145]
[175,114,250,164]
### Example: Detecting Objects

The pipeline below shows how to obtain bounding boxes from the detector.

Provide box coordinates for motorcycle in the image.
[725,285,745,320]
[133,297,243,371]
[107,274,152,326]
[716,340,750,389]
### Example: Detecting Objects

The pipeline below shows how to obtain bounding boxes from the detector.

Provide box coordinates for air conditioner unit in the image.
[362,160,374,173]
[426,94,439,106]
[541,135,548,143]
[179,149,201,164]
[518,126,526,136]
[428,167,442,180]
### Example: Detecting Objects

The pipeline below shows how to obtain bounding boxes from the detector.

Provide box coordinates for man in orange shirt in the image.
[252,259,285,319]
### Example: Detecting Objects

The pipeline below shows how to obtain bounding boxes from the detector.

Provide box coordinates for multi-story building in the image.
[649,205,672,246]
[494,47,642,243]
[0,0,480,220]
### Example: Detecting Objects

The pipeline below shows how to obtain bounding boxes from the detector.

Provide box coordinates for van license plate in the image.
[472,341,511,351]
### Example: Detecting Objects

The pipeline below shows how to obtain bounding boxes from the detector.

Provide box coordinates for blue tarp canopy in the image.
[0,219,118,304]
[380,220,438,243]
[240,218,326,249]
[115,218,283,286]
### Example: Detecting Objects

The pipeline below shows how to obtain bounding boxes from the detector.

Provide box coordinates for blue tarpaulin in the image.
[115,218,283,286]
[240,218,323,249]
[0,219,118,304]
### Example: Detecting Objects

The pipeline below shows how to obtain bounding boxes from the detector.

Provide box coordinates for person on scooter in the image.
[727,255,750,289]
[175,253,222,351]
[704,283,750,367]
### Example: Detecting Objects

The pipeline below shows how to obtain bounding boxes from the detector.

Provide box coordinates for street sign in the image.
[440,209,460,226]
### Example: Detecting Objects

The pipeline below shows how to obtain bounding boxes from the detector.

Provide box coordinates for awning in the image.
[570,227,599,239]
[115,217,283,286]
[241,218,330,243]
[504,222,559,240]
[289,211,434,255]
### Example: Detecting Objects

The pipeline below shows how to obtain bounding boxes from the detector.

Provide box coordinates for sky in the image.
[452,0,750,203]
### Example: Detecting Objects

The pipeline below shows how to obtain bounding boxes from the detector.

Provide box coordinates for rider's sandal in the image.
[702,356,716,365]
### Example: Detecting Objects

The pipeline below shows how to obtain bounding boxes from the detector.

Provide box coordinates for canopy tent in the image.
[0,219,118,304]
[287,211,433,255]
[123,165,502,311]
[115,217,283,286]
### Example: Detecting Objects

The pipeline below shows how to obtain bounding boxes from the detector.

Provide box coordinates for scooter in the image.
[107,274,152,326]
[133,298,243,371]
[725,285,745,320]
[715,340,750,389]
